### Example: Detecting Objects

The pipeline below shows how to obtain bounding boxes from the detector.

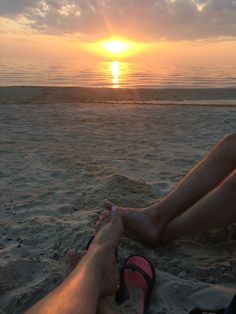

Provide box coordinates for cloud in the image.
[0,0,40,16]
[0,0,236,41]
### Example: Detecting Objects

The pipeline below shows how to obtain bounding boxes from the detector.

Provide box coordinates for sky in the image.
[0,0,236,63]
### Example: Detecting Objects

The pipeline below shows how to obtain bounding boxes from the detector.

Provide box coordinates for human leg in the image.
[161,169,236,242]
[103,134,236,245]
[26,208,123,314]
[65,259,115,314]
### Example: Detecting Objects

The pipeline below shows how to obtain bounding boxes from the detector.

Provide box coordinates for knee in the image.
[228,169,236,185]
[221,133,236,149]
[222,169,236,193]
[219,133,236,163]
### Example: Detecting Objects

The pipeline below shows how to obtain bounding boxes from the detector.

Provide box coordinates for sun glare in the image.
[87,37,145,59]
[103,40,129,54]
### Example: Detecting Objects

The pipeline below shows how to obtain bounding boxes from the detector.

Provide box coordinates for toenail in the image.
[67,249,77,256]
[112,206,117,214]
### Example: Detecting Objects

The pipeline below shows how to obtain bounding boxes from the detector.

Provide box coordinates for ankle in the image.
[84,245,106,269]
[160,220,180,244]
[149,202,173,225]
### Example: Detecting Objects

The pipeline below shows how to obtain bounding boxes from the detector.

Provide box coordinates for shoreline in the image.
[1,86,236,105]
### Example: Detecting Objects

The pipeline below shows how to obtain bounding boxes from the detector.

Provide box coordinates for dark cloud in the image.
[0,0,40,16]
[0,0,236,41]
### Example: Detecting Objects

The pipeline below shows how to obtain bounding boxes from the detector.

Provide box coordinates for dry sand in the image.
[0,89,236,313]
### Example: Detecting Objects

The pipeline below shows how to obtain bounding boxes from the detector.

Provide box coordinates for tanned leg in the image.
[26,208,122,314]
[65,212,116,314]
[161,169,236,242]
[103,134,236,246]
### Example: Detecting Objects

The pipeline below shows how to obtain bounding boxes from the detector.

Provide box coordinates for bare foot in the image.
[103,200,169,246]
[66,212,112,272]
[66,248,80,272]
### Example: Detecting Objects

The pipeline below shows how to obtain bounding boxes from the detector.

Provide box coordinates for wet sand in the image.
[1,86,236,105]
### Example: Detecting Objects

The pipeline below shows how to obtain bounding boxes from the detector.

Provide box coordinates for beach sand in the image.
[0,88,236,313]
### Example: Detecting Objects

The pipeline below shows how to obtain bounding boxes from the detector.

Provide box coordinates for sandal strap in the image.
[121,263,154,291]
[116,262,154,314]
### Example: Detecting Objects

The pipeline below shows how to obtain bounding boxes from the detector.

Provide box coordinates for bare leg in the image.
[161,169,236,242]
[26,208,123,314]
[103,134,236,245]
[65,213,116,314]
[66,250,115,314]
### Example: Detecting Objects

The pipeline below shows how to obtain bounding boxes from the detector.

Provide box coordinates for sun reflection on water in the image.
[112,61,120,88]
[99,61,130,88]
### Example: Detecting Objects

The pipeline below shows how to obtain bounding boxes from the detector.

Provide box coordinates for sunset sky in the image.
[1,0,236,63]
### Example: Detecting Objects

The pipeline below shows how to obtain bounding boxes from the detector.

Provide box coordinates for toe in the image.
[66,248,78,259]
[80,250,87,259]
[102,210,111,223]
[66,249,80,272]
[95,215,103,232]
[103,199,115,211]
[95,212,110,233]
[111,207,123,235]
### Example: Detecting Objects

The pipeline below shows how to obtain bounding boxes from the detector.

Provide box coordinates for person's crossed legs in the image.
[103,134,236,246]
[27,208,123,314]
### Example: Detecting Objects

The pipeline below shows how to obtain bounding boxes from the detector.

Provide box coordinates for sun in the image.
[103,40,129,54]
[86,37,146,59]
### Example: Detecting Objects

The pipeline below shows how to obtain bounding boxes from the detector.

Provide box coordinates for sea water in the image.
[0,59,236,89]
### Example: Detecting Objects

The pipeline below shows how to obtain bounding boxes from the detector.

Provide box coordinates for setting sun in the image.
[103,40,129,54]
[86,37,145,60]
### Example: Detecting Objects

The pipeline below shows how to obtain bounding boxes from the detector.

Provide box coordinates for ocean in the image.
[0,59,236,89]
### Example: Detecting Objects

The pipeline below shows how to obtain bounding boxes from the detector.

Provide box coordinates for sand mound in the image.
[77,172,157,211]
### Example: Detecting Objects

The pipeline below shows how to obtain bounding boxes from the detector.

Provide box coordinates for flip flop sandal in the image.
[115,255,155,314]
